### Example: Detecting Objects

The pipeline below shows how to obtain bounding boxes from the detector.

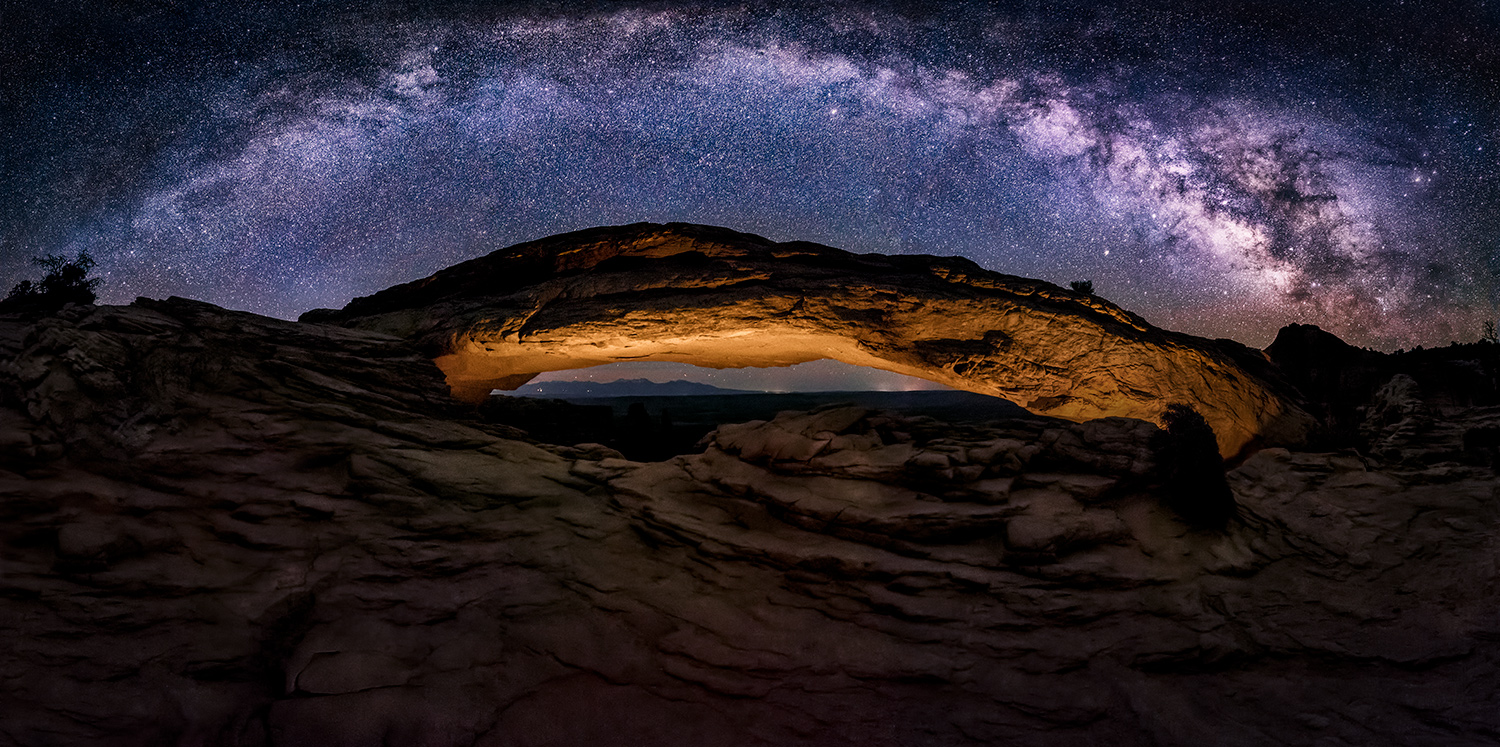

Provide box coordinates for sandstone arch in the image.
[303,223,1313,457]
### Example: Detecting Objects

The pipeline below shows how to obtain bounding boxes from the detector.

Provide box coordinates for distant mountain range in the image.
[505,378,758,398]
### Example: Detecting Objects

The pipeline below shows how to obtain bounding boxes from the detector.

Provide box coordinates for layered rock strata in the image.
[304,222,1312,457]
[2,299,1498,746]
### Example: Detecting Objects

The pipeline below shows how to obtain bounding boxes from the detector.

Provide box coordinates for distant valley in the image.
[506,378,756,398]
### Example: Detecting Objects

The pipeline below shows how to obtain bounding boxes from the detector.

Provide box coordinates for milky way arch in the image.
[3,1,1496,349]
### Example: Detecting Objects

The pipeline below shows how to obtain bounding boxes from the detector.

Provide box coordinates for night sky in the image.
[4,1,1498,352]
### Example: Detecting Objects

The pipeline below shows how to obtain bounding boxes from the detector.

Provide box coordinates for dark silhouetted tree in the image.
[1483,321,1497,344]
[1152,403,1235,529]
[1069,280,1094,295]
[3,250,101,312]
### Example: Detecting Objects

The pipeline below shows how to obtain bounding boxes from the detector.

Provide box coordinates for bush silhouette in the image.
[1069,280,1094,295]
[2,251,101,312]
[1152,403,1235,529]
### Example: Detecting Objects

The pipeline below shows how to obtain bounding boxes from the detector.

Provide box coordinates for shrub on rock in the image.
[2,250,101,312]
[1153,403,1235,529]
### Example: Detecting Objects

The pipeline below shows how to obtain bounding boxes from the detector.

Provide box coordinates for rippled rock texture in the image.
[303,222,1311,457]
[3,299,1498,746]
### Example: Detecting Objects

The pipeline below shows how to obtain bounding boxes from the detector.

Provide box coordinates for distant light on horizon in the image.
[523,359,952,394]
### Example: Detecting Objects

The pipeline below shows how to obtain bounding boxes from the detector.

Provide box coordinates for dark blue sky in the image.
[3,1,1498,349]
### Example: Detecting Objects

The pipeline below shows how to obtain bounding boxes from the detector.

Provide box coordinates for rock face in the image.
[304,222,1311,457]
[1267,323,1500,446]
[3,299,1499,746]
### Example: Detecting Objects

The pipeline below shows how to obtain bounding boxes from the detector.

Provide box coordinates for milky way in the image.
[3,1,1497,349]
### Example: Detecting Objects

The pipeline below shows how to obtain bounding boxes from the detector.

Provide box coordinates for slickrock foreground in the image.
[303,223,1312,457]
[3,298,1499,746]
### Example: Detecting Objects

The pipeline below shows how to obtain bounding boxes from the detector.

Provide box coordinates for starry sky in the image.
[3,0,1498,353]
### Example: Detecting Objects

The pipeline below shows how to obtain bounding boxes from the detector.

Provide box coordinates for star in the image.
[1,1,1496,350]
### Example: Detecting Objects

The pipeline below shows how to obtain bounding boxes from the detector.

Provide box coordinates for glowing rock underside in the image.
[305,223,1313,456]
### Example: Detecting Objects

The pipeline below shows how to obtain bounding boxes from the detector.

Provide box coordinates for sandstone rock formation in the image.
[304,222,1312,457]
[3,299,1499,746]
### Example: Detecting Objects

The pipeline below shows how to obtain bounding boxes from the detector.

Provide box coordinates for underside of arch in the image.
[303,222,1314,458]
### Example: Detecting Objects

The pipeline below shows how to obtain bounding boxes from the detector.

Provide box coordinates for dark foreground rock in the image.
[1266,323,1500,447]
[2,300,1498,746]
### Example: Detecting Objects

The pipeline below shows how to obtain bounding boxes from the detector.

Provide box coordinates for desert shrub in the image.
[1152,403,1235,529]
[1069,279,1094,295]
[1463,426,1500,467]
[2,250,101,312]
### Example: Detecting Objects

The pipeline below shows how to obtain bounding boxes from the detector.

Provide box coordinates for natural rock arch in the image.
[304,223,1313,457]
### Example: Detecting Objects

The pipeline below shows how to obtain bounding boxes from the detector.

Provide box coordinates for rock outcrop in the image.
[1267,323,1500,446]
[304,222,1312,457]
[3,299,1499,746]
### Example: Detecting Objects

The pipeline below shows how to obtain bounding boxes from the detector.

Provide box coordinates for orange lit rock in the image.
[304,222,1313,457]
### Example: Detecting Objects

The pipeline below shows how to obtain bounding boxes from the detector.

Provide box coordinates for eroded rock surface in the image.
[303,222,1311,456]
[3,300,1498,746]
